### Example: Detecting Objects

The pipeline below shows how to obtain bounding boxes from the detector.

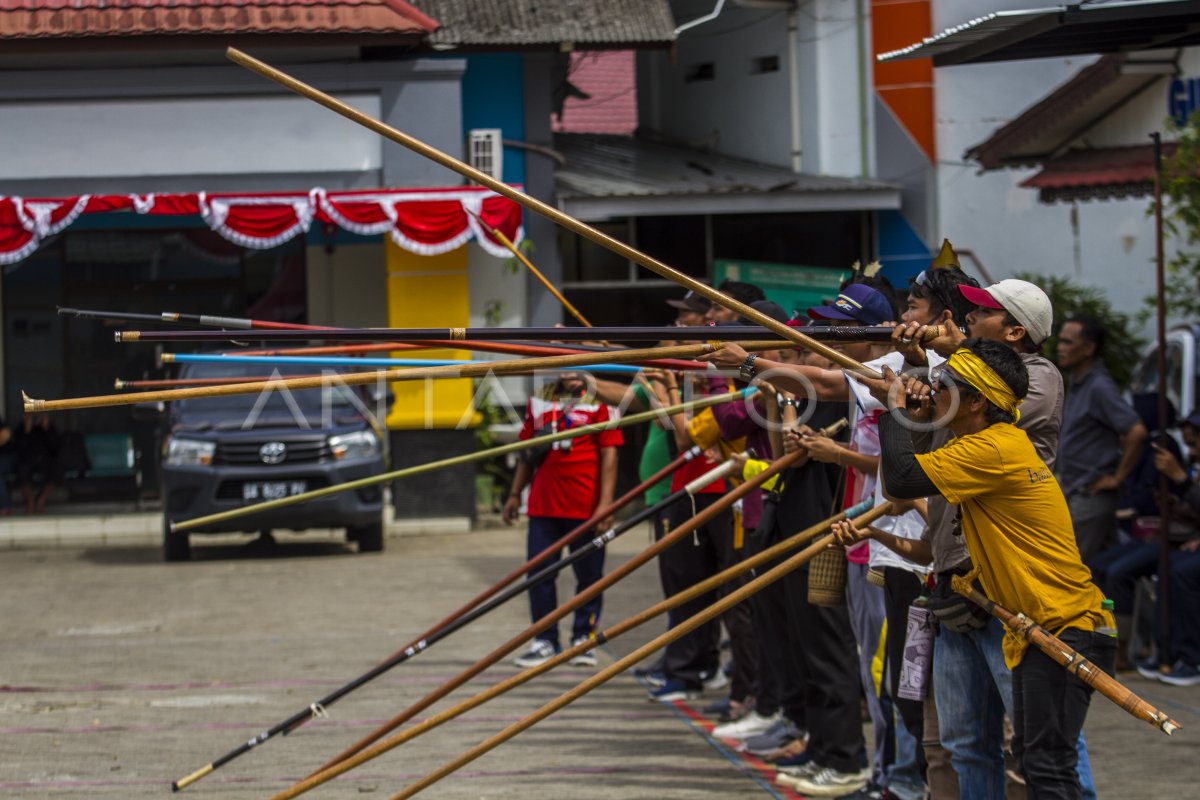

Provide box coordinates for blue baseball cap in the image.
[807,283,892,325]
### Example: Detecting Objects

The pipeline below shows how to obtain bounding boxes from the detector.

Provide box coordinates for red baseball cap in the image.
[957,284,1003,310]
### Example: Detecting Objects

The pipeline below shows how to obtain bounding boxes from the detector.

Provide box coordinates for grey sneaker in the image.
[513,639,557,668]
[568,636,597,667]
[783,766,869,797]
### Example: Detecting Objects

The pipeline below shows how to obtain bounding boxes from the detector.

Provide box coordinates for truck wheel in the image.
[349,520,384,553]
[163,518,191,562]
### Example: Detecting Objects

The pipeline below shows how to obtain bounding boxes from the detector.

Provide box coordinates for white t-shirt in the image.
[846,351,941,574]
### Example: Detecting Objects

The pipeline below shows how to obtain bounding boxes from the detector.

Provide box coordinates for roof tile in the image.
[0,0,437,39]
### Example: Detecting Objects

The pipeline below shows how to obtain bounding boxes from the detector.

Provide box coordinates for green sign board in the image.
[713,259,850,321]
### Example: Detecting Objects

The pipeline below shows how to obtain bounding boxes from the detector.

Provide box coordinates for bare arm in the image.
[592,378,641,411]
[596,446,619,529]
[832,518,934,565]
[502,460,533,525]
[699,342,850,400]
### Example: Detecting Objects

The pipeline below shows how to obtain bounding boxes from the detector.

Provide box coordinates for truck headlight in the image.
[166,437,215,466]
[329,431,379,460]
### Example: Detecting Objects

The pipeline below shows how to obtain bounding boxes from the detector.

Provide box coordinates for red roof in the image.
[0,0,438,39]
[1020,144,1179,203]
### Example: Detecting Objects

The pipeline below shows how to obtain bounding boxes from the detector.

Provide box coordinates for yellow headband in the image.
[945,349,1023,422]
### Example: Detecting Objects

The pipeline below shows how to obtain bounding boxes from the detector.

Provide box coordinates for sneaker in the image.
[568,637,597,667]
[648,677,697,702]
[701,668,729,692]
[762,737,809,762]
[1136,658,1166,682]
[513,639,558,668]
[712,710,781,741]
[642,669,668,688]
[1159,660,1200,687]
[740,718,801,754]
[776,759,820,786]
[775,753,816,776]
[783,765,870,797]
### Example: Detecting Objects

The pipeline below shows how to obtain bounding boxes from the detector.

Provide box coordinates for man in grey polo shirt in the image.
[1056,315,1147,561]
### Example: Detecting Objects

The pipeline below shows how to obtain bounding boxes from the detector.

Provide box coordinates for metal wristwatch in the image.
[738,353,759,382]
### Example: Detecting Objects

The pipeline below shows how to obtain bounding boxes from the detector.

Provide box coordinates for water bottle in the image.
[1097,598,1118,638]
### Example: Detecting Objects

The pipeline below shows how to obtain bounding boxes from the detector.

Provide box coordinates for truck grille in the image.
[214,436,331,465]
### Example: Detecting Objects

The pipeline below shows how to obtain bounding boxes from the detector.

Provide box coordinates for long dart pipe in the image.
[62,306,706,369]
[311,445,807,777]
[225,48,879,379]
[170,449,708,791]
[169,388,751,534]
[116,324,938,345]
[387,502,894,800]
[162,353,653,374]
[276,498,887,799]
[24,340,755,413]
[951,577,1182,735]
[58,305,334,331]
[236,341,706,371]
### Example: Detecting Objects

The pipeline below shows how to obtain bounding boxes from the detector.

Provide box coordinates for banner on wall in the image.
[0,186,524,265]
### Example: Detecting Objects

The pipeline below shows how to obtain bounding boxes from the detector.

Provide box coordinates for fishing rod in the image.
[115,324,941,345]
[951,576,1181,735]
[168,387,752,535]
[276,497,887,799]
[225,48,880,380]
[306,444,807,778]
[171,450,714,791]
[26,340,785,414]
[385,502,894,799]
[161,353,662,374]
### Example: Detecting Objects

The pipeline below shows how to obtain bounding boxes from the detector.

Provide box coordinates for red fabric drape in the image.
[0,187,524,265]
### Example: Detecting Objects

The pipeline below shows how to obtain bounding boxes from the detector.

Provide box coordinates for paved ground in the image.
[0,520,1197,799]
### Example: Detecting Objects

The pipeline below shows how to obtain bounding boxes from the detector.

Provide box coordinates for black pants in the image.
[1013,627,1116,800]
[748,546,807,724]
[661,494,747,690]
[783,563,866,774]
[883,567,927,762]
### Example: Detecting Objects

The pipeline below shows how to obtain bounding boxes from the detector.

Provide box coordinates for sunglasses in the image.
[913,270,958,317]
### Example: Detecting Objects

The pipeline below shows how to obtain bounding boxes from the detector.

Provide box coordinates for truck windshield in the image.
[173,363,370,427]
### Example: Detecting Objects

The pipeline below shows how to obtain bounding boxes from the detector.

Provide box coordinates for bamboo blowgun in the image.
[306,444,810,778]
[223,46,881,380]
[166,388,752,535]
[25,341,781,413]
[170,446,707,791]
[275,496,883,800]
[386,503,894,800]
[951,576,1182,735]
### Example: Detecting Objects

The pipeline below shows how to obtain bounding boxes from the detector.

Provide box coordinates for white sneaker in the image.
[784,766,869,797]
[712,710,781,740]
[568,636,597,667]
[513,639,557,668]
[700,668,729,692]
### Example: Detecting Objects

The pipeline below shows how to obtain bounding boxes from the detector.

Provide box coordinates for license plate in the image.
[242,481,307,502]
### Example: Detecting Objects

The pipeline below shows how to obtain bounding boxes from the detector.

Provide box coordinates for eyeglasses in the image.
[913,270,957,318]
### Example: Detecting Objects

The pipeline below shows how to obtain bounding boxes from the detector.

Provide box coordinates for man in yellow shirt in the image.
[842,337,1114,800]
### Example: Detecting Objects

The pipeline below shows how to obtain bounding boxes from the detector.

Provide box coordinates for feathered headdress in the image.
[930,239,960,270]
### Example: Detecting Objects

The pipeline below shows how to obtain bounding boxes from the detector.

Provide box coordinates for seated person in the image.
[15,413,62,514]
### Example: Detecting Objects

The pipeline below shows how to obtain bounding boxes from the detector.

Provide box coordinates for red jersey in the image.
[520,396,624,519]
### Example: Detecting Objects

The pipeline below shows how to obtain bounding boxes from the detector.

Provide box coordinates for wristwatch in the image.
[738,353,759,382]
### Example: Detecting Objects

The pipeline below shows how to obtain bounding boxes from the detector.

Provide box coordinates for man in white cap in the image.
[893,278,1098,799]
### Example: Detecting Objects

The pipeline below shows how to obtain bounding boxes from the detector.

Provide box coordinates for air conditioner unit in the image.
[467,129,503,181]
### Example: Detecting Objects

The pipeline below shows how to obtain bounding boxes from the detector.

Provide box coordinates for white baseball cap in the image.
[958,279,1053,345]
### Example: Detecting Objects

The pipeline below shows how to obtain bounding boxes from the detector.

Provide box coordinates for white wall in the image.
[932,0,1175,329]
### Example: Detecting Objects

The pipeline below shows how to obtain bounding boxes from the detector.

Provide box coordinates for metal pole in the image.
[1152,131,1172,662]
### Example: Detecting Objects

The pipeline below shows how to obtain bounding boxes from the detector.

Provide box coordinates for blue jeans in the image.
[525,515,605,650]
[934,618,1098,799]
[933,618,1010,800]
